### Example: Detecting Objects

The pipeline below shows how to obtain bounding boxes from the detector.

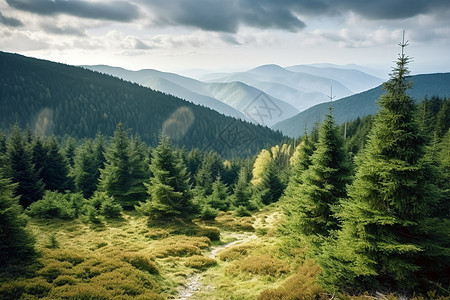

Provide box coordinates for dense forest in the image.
[1,45,449,299]
[0,51,285,158]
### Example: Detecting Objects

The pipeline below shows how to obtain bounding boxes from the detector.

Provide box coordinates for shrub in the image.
[235,205,251,217]
[197,226,220,241]
[230,254,290,276]
[218,245,251,261]
[53,275,78,286]
[185,255,217,269]
[258,260,324,300]
[198,204,219,220]
[100,197,122,219]
[122,253,159,274]
[155,236,210,258]
[38,260,73,281]
[26,191,81,219]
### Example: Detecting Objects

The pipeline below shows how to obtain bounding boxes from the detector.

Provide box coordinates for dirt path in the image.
[174,231,258,300]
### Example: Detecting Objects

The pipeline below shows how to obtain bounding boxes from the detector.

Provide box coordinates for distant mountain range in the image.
[84,63,383,127]
[273,73,450,137]
[0,51,285,158]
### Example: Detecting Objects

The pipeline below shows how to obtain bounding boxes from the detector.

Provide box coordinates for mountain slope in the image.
[85,65,299,126]
[200,64,372,112]
[272,73,450,137]
[0,51,285,158]
[84,65,248,121]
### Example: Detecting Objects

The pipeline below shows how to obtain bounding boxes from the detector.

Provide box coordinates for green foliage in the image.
[99,123,148,208]
[319,43,450,292]
[0,174,36,267]
[206,175,231,211]
[99,196,123,219]
[288,109,351,238]
[136,136,197,219]
[3,125,44,207]
[71,135,105,198]
[26,191,85,220]
[231,167,253,212]
[40,136,72,192]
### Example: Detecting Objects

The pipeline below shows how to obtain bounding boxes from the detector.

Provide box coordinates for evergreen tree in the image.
[99,124,147,207]
[136,136,196,219]
[256,160,284,205]
[41,136,72,192]
[231,167,252,211]
[71,140,99,198]
[319,38,449,291]
[206,175,230,211]
[291,109,350,237]
[63,136,76,168]
[3,126,44,207]
[0,174,36,267]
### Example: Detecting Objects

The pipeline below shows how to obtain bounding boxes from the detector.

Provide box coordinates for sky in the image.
[1,0,450,78]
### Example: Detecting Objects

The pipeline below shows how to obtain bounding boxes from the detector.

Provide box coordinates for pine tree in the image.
[41,136,71,192]
[3,126,44,207]
[283,135,314,202]
[0,173,36,267]
[99,124,147,207]
[291,109,350,237]
[319,37,449,291]
[231,167,252,210]
[207,175,230,211]
[136,136,196,219]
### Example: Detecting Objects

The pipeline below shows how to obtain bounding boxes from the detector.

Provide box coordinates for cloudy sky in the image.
[1,0,449,77]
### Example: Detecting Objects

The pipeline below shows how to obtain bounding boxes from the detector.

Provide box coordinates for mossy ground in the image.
[2,206,443,299]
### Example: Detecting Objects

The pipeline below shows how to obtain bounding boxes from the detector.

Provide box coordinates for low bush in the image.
[258,260,324,300]
[185,255,217,269]
[218,245,251,261]
[122,253,159,274]
[230,254,290,276]
[100,197,123,219]
[53,275,78,286]
[38,260,73,281]
[154,236,210,258]
[26,191,85,220]
[197,226,220,241]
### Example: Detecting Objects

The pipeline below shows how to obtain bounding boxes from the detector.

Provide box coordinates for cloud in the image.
[40,23,86,37]
[6,0,141,22]
[0,11,23,27]
[334,0,450,20]
[142,0,306,33]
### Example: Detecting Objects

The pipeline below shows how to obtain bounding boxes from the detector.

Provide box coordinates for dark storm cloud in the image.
[6,0,141,22]
[0,12,23,27]
[142,0,449,32]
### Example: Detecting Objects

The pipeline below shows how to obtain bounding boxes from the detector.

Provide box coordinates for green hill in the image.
[0,51,285,158]
[272,73,450,137]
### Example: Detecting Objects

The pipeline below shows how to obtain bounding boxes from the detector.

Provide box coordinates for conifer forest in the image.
[1,43,449,299]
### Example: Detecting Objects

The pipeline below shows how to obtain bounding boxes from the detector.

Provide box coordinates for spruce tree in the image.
[231,167,252,211]
[207,175,230,211]
[137,136,196,219]
[291,109,350,237]
[0,174,36,267]
[99,124,147,207]
[319,37,449,291]
[283,135,314,203]
[3,126,44,207]
[41,136,71,192]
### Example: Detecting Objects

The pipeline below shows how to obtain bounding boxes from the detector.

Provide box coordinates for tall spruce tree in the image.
[319,37,449,291]
[136,136,196,219]
[291,109,350,238]
[0,174,36,267]
[41,136,71,192]
[3,126,44,207]
[99,123,147,207]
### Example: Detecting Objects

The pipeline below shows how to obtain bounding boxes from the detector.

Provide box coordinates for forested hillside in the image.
[0,52,285,158]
